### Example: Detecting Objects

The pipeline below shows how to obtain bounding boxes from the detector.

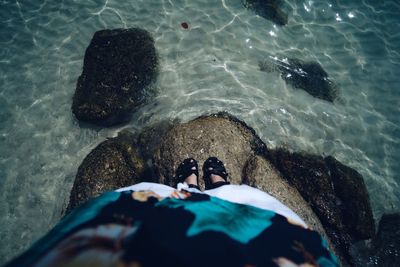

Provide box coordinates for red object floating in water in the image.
[181,22,189,29]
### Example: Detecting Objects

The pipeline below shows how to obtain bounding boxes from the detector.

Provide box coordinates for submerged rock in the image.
[244,0,288,26]
[67,131,145,212]
[259,57,338,102]
[72,28,158,126]
[267,148,375,264]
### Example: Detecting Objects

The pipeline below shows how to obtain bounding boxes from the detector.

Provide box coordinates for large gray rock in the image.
[67,131,145,212]
[72,28,158,126]
[153,113,265,187]
[67,112,375,266]
[151,112,375,265]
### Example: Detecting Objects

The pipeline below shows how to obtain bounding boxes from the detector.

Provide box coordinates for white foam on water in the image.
[0,0,399,263]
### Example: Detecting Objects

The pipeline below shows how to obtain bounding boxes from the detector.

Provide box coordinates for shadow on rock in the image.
[267,148,375,264]
[351,213,400,267]
[72,28,158,127]
[66,131,146,212]
[259,56,338,102]
[243,0,288,26]
[369,213,400,266]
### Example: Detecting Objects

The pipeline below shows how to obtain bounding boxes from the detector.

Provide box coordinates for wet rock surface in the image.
[325,156,375,240]
[67,131,145,212]
[243,155,329,236]
[351,213,400,267]
[69,112,375,266]
[244,0,288,26]
[150,113,376,264]
[267,148,375,264]
[370,213,400,266]
[72,28,158,126]
[259,57,338,102]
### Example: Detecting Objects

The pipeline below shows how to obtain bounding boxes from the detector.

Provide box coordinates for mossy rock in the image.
[72,28,158,126]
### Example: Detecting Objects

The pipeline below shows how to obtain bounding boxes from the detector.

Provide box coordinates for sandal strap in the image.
[175,158,199,184]
[203,157,229,190]
[207,181,230,190]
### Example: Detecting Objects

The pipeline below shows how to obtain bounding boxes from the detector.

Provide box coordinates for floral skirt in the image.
[6,187,338,267]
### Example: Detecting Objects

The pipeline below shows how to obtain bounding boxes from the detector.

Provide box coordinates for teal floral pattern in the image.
[158,196,274,244]
[5,189,339,267]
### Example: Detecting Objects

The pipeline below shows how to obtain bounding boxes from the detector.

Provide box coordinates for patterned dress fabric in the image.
[6,188,338,267]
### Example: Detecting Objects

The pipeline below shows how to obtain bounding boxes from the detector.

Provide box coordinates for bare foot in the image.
[210,173,225,184]
[207,166,225,184]
[185,166,198,186]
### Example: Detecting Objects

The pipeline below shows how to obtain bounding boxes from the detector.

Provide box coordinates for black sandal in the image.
[203,157,230,190]
[175,158,200,190]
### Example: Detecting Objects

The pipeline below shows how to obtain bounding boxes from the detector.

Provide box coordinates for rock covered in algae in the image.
[72,28,158,126]
[259,57,338,102]
[244,0,288,26]
[67,131,145,212]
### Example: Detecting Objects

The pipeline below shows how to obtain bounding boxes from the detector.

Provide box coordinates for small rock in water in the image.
[72,28,158,126]
[259,56,339,102]
[244,0,288,26]
[181,22,189,29]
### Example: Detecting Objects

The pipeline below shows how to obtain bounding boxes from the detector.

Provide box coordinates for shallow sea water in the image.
[0,0,399,264]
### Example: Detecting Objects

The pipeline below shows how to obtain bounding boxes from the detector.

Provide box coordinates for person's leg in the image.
[203,157,230,190]
[175,158,200,190]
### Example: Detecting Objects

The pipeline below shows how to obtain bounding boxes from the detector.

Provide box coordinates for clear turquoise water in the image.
[0,0,399,264]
